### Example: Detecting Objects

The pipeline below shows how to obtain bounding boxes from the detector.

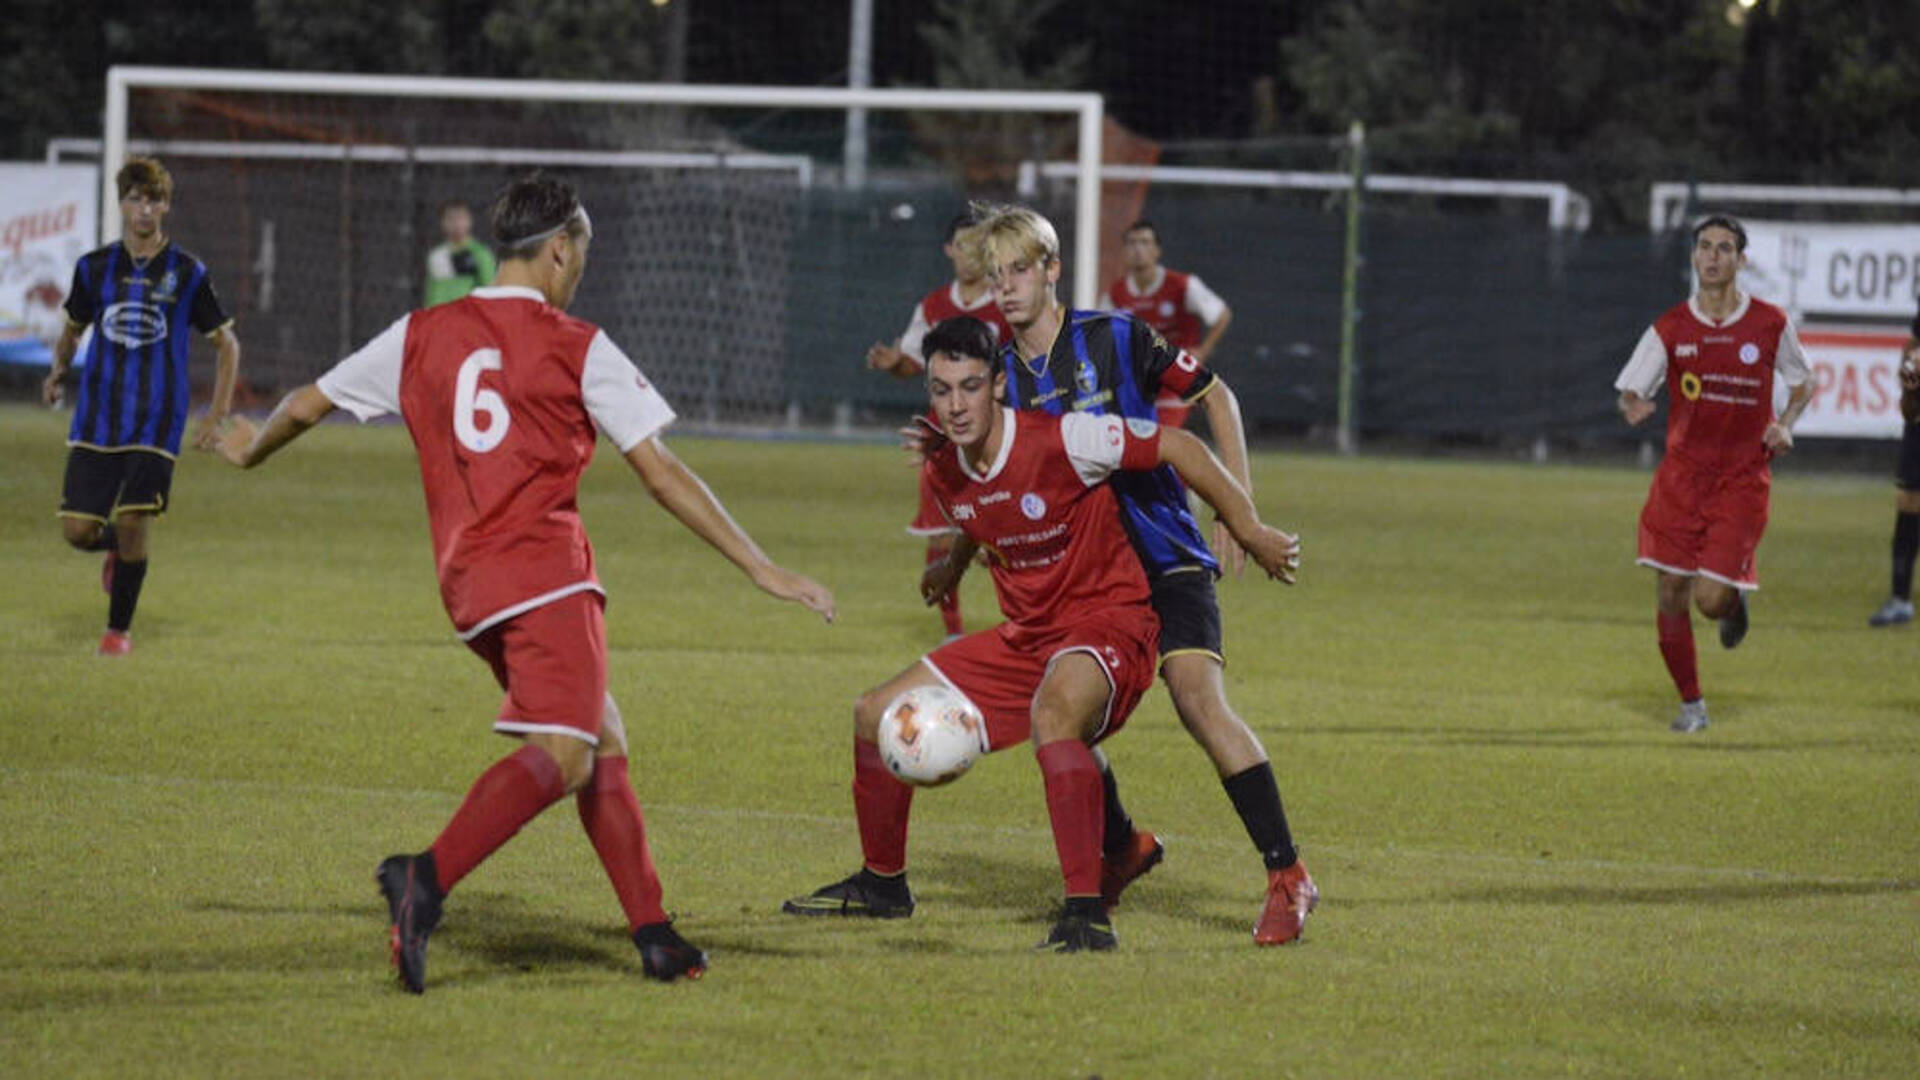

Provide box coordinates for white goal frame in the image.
[102,66,1109,307]
[1648,180,1920,233]
[1020,161,1592,231]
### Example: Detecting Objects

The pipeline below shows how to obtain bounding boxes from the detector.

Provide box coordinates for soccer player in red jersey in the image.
[216,175,835,991]
[940,203,1317,947]
[866,214,1015,639]
[784,316,1300,951]
[1099,219,1232,428]
[1615,215,1812,734]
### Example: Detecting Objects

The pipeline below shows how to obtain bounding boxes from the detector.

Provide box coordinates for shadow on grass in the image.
[1287,722,1909,754]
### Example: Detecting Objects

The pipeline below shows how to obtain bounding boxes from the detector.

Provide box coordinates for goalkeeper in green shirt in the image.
[425,199,496,306]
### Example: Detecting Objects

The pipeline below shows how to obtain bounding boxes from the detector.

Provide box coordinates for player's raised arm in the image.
[215,383,337,468]
[1156,426,1299,584]
[622,436,835,622]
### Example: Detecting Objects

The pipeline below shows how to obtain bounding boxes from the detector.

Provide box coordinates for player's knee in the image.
[527,735,595,793]
[598,694,629,757]
[853,687,889,741]
[1693,582,1737,619]
[61,519,100,549]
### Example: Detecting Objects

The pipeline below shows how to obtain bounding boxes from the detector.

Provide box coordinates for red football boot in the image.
[96,630,132,657]
[1253,861,1318,946]
[1099,830,1164,912]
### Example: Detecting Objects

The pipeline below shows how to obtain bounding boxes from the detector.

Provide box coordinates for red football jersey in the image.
[923,409,1159,628]
[898,281,1011,366]
[1106,267,1205,348]
[316,286,676,637]
[1616,295,1809,475]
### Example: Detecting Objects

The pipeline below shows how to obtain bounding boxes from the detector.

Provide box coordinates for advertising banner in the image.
[0,164,98,367]
[1793,327,1911,439]
[1737,220,1920,321]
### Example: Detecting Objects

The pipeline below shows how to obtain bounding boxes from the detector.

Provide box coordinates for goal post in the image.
[97,66,1105,428]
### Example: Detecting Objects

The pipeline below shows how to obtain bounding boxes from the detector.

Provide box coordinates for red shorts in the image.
[906,468,955,537]
[922,605,1160,751]
[1637,462,1769,590]
[465,591,608,744]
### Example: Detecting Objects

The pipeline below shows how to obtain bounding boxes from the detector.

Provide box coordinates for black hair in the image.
[1692,214,1747,252]
[1125,218,1159,243]
[490,173,583,255]
[922,316,1001,375]
[944,213,973,244]
[438,198,473,215]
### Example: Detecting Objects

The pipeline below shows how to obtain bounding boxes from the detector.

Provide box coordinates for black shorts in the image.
[1898,422,1920,491]
[1148,568,1225,665]
[59,446,175,522]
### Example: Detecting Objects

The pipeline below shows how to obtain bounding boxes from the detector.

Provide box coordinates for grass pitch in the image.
[1,402,1915,1078]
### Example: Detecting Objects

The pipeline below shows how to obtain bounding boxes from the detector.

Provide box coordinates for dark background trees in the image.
[5,0,1915,230]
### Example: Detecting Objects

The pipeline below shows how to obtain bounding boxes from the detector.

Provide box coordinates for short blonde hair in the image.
[116,156,173,202]
[966,201,1060,273]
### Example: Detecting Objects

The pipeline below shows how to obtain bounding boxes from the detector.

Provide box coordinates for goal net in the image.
[95,68,1104,429]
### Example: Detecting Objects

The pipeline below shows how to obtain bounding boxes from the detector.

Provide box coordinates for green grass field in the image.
[1,401,1915,1078]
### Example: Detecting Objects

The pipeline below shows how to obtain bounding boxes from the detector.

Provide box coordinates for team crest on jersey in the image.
[1738,343,1760,366]
[1075,358,1098,394]
[1159,301,1175,319]
[1680,371,1703,401]
[155,268,178,301]
[101,301,167,347]
[1020,493,1047,520]
[1126,417,1158,439]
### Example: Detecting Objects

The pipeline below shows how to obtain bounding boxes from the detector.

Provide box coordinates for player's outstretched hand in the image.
[899,414,947,466]
[213,415,258,467]
[754,565,836,623]
[1239,524,1301,584]
[1211,519,1250,578]
[1762,421,1795,457]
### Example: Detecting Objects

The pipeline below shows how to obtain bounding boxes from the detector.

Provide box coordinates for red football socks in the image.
[1657,610,1701,702]
[927,544,963,636]
[576,756,667,931]
[428,744,567,894]
[1036,739,1104,897]
[853,737,913,875]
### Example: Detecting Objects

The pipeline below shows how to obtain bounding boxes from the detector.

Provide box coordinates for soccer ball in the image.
[877,684,987,787]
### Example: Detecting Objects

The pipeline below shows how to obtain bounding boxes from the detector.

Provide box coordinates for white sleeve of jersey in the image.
[582,331,678,452]
[1613,325,1668,397]
[316,314,408,421]
[1060,411,1158,486]
[897,302,934,364]
[1184,274,1228,325]
[1774,321,1811,388]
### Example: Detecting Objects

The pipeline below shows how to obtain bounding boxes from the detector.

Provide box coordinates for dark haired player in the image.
[928,203,1318,947]
[1866,297,1920,627]
[1099,219,1232,427]
[217,174,835,991]
[785,316,1300,951]
[1615,215,1812,733]
[41,156,241,655]
[866,214,1014,639]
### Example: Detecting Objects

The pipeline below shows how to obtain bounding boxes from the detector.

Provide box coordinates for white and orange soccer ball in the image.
[877,684,987,787]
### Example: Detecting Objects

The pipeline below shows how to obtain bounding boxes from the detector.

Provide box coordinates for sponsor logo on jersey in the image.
[979,490,1011,504]
[951,503,976,521]
[1680,371,1703,401]
[1676,343,1698,358]
[1738,343,1760,365]
[1020,493,1046,520]
[101,301,167,347]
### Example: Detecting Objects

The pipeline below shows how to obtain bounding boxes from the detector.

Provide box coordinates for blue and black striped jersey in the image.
[63,241,230,456]
[1000,309,1220,576]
